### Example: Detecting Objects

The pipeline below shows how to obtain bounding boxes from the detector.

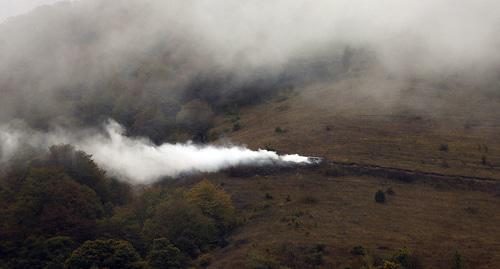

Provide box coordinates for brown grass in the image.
[201,81,500,268]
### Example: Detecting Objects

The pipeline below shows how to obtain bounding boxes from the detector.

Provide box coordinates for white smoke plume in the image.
[0,120,313,183]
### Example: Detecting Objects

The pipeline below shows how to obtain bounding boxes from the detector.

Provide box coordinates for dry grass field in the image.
[198,78,500,268]
[202,171,500,269]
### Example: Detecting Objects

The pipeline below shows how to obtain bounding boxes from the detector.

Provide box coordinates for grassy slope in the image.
[214,76,500,179]
[201,77,500,268]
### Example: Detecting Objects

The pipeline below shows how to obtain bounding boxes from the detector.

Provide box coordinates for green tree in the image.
[146,238,182,269]
[143,197,217,257]
[7,167,104,240]
[43,236,77,269]
[65,239,143,269]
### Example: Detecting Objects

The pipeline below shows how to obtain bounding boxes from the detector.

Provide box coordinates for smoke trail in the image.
[0,120,313,183]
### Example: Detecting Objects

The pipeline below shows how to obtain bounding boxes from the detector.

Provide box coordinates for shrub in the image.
[439,144,449,152]
[302,196,318,204]
[481,155,488,166]
[304,249,324,266]
[375,190,386,203]
[275,127,286,134]
[232,122,241,132]
[265,193,274,200]
[351,245,366,256]
[230,116,240,123]
[452,251,464,269]
[382,260,402,269]
[392,247,422,269]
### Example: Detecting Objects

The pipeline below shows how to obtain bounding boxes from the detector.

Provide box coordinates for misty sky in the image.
[0,0,67,22]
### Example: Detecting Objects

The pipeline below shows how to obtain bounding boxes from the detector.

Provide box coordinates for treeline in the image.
[0,145,237,268]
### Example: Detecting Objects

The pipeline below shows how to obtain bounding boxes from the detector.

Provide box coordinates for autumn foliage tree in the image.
[65,239,144,269]
[186,180,237,234]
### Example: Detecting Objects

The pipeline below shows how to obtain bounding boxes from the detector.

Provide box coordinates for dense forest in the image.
[0,144,239,268]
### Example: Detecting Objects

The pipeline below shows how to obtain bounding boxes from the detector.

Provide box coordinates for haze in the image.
[0,0,68,22]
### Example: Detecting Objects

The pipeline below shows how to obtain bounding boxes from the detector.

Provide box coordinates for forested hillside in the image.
[1,1,500,268]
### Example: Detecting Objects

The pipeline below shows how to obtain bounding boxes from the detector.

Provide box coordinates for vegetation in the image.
[146,238,182,269]
[1,3,500,268]
[452,250,464,269]
[275,127,286,134]
[302,195,319,204]
[0,148,237,268]
[232,122,242,132]
[351,245,366,256]
[439,144,449,152]
[65,239,143,269]
[375,190,386,203]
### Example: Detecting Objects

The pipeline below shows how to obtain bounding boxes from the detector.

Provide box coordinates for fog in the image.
[0,0,67,22]
[1,0,499,122]
[0,0,499,180]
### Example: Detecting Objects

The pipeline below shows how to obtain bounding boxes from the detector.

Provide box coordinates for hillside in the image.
[1,1,500,269]
[199,77,500,268]
[215,75,500,180]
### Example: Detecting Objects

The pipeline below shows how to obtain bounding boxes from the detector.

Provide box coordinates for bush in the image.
[302,196,318,204]
[382,261,401,269]
[304,249,324,266]
[392,247,422,269]
[232,122,241,131]
[481,155,488,166]
[351,245,366,256]
[439,144,449,152]
[375,190,386,203]
[265,193,274,200]
[452,250,464,269]
[275,127,286,134]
